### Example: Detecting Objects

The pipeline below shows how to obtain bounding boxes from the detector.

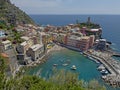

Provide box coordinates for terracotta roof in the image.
[1,53,9,58]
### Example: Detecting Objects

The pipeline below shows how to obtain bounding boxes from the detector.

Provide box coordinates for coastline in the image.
[21,43,120,88]
[14,44,66,77]
[83,51,120,87]
[25,44,66,67]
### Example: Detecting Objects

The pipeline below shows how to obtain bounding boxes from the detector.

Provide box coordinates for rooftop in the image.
[30,44,43,51]
[21,36,29,41]
[2,40,11,44]
[90,29,99,32]
[81,36,90,40]
[69,35,81,40]
[20,41,27,46]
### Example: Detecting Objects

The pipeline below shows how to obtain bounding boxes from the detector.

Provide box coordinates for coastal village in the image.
[0,17,120,87]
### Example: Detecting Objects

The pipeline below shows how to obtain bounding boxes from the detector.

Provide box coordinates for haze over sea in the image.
[30,15,120,52]
[28,15,120,90]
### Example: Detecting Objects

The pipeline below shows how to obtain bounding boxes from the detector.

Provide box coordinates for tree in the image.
[0,55,6,89]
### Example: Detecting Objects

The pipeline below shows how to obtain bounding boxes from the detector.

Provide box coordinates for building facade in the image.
[27,44,44,61]
[79,36,90,51]
[1,40,12,51]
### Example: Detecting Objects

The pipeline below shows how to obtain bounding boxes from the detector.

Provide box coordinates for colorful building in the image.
[79,36,90,51]
[67,35,81,47]
[96,39,107,51]
[17,41,29,54]
[17,36,34,54]
[89,35,95,48]
[66,35,94,51]
[85,28,102,40]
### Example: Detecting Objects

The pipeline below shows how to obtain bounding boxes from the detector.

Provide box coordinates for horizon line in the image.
[29,14,120,15]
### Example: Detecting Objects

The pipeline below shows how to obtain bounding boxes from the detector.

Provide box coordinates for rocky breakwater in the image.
[84,50,120,87]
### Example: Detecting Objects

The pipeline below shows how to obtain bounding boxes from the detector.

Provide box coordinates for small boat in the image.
[104,71,109,74]
[53,64,58,66]
[80,52,83,54]
[95,60,100,64]
[101,70,109,75]
[97,64,105,71]
[71,65,77,70]
[62,63,68,66]
[100,69,106,73]
[101,75,107,80]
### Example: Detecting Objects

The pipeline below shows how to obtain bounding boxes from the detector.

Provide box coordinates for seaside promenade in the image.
[84,50,120,87]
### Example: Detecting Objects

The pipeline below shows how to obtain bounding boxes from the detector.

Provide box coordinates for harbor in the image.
[26,49,101,82]
[26,48,120,90]
[24,44,120,88]
[84,50,120,87]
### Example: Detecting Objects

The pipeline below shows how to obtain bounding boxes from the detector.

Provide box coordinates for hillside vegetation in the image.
[0,54,106,90]
[0,0,34,27]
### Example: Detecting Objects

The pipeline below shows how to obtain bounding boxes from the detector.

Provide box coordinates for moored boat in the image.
[62,63,68,66]
[53,64,58,66]
[97,64,105,71]
[101,70,109,75]
[71,65,77,70]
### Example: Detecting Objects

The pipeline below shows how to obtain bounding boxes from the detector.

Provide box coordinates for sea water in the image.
[27,15,120,90]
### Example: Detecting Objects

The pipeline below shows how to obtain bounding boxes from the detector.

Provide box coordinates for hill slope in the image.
[0,0,35,26]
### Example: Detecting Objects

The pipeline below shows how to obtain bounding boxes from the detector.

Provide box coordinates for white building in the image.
[2,40,12,50]
[17,36,33,54]
[27,44,44,61]
[17,41,29,54]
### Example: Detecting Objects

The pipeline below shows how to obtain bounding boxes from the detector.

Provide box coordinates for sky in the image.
[11,0,120,15]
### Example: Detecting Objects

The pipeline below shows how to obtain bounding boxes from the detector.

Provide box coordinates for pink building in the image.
[79,36,90,51]
[89,35,95,48]
[80,27,87,35]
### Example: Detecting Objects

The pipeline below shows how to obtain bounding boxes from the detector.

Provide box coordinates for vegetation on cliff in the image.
[0,0,35,28]
[0,56,106,90]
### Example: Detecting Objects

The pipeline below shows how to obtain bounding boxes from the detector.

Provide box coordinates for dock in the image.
[84,51,120,87]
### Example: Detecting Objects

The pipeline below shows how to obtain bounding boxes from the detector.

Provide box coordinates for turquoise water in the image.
[27,49,120,90]
[30,15,120,52]
[27,49,101,81]
[28,15,120,89]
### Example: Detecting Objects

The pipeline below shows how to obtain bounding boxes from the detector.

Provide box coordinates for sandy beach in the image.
[47,44,66,54]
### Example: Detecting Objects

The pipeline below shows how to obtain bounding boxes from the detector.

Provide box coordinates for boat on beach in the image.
[71,65,77,70]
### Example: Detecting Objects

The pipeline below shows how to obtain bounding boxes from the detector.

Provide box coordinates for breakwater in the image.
[84,51,120,87]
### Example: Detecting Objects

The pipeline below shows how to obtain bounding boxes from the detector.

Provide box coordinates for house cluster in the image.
[43,23,106,51]
[16,35,44,65]
[0,22,109,65]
